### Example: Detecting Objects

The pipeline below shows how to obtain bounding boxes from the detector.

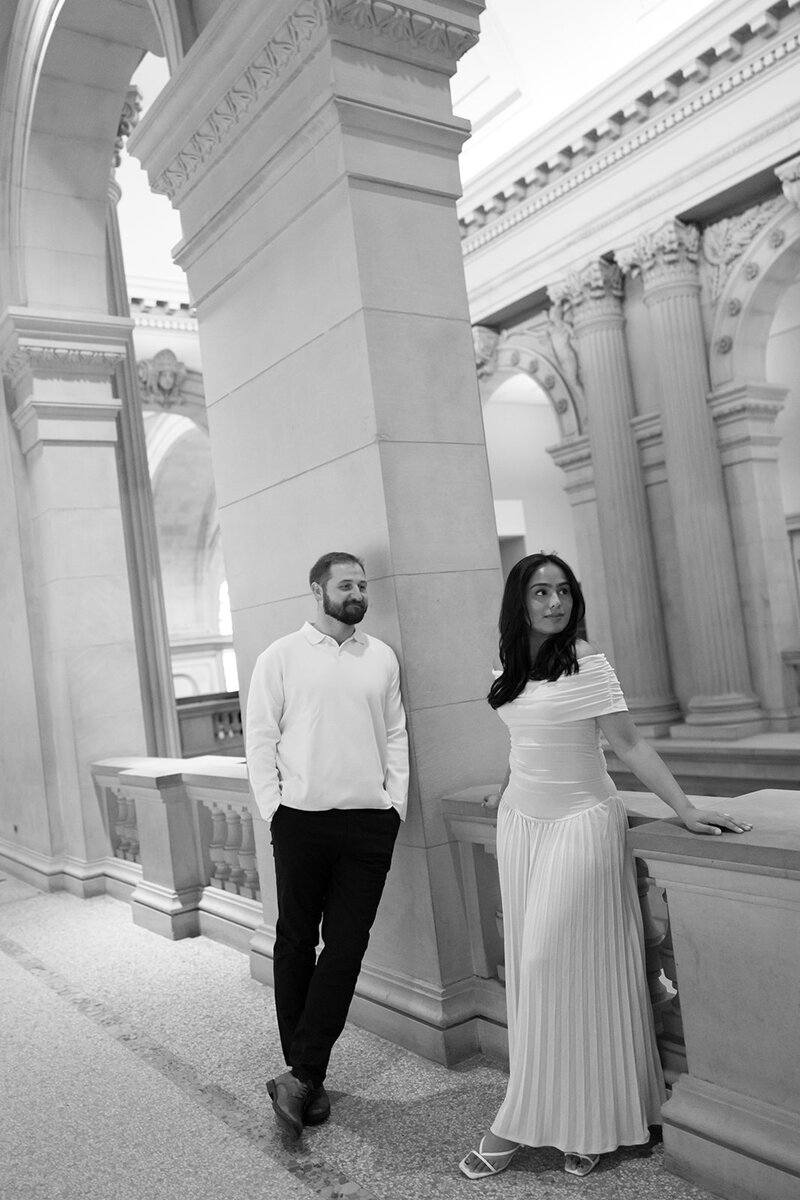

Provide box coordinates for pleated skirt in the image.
[491,795,666,1155]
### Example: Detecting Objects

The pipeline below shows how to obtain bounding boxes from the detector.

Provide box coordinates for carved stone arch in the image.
[488,333,583,441]
[710,201,800,389]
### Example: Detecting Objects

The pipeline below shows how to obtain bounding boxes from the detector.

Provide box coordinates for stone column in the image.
[107,88,181,757]
[551,262,679,734]
[0,310,149,892]
[621,221,765,738]
[129,0,506,1060]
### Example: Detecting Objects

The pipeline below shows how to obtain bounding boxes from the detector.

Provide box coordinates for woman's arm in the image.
[597,710,751,835]
[482,764,511,811]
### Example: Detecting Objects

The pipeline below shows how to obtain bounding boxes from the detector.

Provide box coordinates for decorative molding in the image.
[701,197,785,304]
[549,259,624,309]
[137,348,188,410]
[1,345,125,383]
[460,12,800,252]
[324,0,479,59]
[619,219,700,279]
[152,0,325,201]
[151,0,478,203]
[776,153,800,207]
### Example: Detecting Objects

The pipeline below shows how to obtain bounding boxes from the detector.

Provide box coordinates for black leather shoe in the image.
[304,1084,330,1126]
[266,1071,311,1138]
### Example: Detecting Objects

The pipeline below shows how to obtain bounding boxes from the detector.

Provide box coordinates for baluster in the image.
[224,809,245,891]
[657,890,687,1083]
[208,808,229,887]
[238,813,261,900]
[125,798,140,863]
[112,791,128,858]
[636,857,670,1030]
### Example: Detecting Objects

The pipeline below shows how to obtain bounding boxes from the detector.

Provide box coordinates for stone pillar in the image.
[621,221,765,738]
[547,435,615,657]
[551,262,679,734]
[709,381,800,730]
[0,310,149,893]
[107,88,181,757]
[129,0,507,1060]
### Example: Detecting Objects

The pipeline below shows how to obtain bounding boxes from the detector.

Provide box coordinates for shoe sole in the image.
[266,1078,303,1138]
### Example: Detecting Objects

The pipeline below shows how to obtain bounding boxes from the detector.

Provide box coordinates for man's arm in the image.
[383,653,409,820]
[244,649,284,823]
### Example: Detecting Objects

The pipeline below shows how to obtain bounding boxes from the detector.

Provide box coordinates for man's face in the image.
[320,562,368,624]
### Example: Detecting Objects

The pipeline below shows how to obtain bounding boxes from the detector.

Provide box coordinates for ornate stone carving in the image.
[113,87,143,170]
[544,304,583,403]
[137,349,188,409]
[716,335,733,354]
[472,325,499,379]
[619,220,700,280]
[550,260,624,309]
[701,197,784,302]
[153,0,478,202]
[776,154,800,207]
[2,346,125,383]
[325,0,478,59]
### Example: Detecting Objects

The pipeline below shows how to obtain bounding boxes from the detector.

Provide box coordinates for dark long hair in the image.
[488,553,586,709]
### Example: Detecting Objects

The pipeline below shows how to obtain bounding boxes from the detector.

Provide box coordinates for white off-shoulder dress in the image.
[491,654,666,1155]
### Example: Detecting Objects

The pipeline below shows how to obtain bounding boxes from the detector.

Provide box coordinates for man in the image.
[245,551,409,1137]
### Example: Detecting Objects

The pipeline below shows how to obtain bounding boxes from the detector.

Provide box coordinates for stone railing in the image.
[175,692,243,757]
[90,755,270,955]
[445,785,800,1200]
[442,785,685,1074]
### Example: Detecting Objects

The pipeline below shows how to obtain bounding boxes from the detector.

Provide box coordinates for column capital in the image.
[619,219,700,291]
[0,309,131,405]
[775,154,800,208]
[549,260,624,332]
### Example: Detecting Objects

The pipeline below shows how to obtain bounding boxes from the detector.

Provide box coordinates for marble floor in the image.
[0,872,722,1200]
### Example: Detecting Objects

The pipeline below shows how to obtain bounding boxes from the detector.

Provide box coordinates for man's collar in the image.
[302,620,366,646]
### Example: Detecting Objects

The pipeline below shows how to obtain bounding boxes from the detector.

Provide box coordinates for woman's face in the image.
[525,562,573,638]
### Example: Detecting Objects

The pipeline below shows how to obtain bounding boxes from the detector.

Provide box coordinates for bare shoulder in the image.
[575,638,600,661]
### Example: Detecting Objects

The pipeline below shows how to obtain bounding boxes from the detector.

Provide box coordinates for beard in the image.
[322,591,367,625]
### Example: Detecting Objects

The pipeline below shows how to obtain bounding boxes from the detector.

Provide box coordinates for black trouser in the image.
[270,805,401,1088]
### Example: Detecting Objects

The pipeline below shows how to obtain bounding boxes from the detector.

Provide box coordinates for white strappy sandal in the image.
[564,1152,600,1176]
[459,1136,521,1179]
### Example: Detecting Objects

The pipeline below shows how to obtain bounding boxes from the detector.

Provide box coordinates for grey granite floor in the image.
[0,872,723,1200]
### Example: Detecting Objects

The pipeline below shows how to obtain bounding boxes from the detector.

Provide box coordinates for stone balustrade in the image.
[444,784,800,1200]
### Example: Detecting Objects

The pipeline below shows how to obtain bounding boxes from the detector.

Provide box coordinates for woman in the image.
[459,553,751,1181]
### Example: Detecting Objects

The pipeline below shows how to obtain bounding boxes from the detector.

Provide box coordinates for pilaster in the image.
[550,261,679,733]
[621,220,765,738]
[0,307,148,889]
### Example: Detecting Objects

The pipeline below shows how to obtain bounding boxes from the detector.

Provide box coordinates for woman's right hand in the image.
[481,791,502,811]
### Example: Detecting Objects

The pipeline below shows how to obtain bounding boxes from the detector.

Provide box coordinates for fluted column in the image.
[621,221,764,738]
[551,262,679,734]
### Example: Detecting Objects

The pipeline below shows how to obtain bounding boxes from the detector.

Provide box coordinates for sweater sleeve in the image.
[244,647,285,822]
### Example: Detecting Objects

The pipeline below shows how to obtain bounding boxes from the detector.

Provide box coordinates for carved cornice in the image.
[701,197,786,303]
[776,153,800,207]
[619,219,700,281]
[0,311,131,391]
[460,9,800,252]
[4,346,125,382]
[151,0,479,203]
